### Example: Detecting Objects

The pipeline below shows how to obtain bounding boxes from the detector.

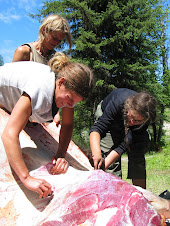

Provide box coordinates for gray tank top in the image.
[22,43,58,121]
[23,43,55,65]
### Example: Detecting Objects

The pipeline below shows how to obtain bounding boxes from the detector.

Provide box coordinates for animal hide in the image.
[0,109,167,225]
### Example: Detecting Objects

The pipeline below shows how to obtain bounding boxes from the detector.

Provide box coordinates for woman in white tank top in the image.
[0,52,93,199]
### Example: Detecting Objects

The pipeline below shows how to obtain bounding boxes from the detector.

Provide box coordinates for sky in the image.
[0,0,43,64]
[0,0,169,66]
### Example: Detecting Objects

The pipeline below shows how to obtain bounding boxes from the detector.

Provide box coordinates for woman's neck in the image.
[34,41,50,57]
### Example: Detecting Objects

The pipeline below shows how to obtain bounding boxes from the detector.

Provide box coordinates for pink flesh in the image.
[0,109,162,225]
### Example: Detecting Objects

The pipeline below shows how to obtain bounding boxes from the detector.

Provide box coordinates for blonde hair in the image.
[39,14,72,48]
[49,52,93,99]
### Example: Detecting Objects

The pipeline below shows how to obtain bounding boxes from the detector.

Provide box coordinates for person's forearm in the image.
[90,131,106,170]
[55,124,73,158]
[105,150,120,169]
[90,131,102,157]
[53,112,60,126]
[1,133,29,181]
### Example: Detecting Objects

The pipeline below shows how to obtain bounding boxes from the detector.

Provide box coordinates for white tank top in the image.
[0,61,56,123]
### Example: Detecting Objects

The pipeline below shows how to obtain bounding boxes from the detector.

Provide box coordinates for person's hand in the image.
[89,155,105,171]
[50,158,69,175]
[22,175,52,199]
[53,112,60,127]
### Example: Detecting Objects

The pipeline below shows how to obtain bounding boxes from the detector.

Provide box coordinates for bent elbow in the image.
[1,128,17,145]
[1,130,10,145]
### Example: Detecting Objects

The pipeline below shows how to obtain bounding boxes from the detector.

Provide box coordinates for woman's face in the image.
[44,31,65,50]
[54,81,83,109]
[127,109,145,126]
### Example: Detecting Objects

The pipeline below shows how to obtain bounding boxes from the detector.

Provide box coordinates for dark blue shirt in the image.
[90,88,149,155]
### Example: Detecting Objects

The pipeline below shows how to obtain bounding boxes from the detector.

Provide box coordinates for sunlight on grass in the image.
[122,147,170,195]
[145,149,170,195]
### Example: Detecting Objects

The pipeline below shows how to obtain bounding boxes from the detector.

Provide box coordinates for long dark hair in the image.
[123,91,157,134]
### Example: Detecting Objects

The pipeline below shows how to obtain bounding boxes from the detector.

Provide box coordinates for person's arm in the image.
[50,107,74,175]
[13,45,31,62]
[90,132,120,170]
[53,111,61,127]
[1,93,52,198]
[89,131,105,170]
[105,150,120,169]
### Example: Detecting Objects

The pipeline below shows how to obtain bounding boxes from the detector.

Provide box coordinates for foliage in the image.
[165,108,170,121]
[32,0,168,88]
[72,101,92,149]
[31,0,169,150]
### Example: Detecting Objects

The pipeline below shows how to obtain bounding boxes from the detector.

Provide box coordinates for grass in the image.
[122,142,170,196]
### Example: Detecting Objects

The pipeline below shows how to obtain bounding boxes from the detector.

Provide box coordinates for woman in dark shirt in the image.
[90,88,156,189]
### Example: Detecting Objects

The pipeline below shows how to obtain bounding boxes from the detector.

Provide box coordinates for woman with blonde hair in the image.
[0,52,93,198]
[13,14,72,64]
[13,14,72,125]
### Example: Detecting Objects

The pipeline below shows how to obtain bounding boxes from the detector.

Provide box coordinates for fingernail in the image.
[48,191,53,197]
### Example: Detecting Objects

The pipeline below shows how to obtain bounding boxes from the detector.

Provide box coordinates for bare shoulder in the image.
[13,45,31,62]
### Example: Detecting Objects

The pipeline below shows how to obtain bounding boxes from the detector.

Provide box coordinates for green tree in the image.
[31,0,169,150]
[155,25,170,150]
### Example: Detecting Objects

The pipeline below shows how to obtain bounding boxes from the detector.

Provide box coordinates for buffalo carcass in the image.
[0,109,168,225]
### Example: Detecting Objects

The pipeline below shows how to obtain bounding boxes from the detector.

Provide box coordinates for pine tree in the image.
[31,0,169,149]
